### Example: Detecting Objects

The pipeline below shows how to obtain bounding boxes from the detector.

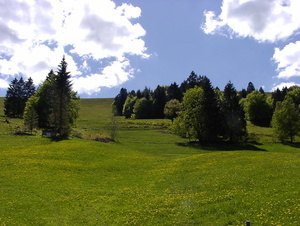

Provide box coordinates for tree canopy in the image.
[4,77,35,118]
[24,57,80,138]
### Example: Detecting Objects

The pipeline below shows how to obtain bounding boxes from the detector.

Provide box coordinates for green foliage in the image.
[133,97,152,119]
[242,90,273,126]
[23,96,38,132]
[122,95,137,118]
[173,87,206,142]
[4,77,35,118]
[164,99,182,121]
[221,81,247,142]
[0,98,300,225]
[112,88,128,116]
[272,96,300,142]
[152,85,167,119]
[30,58,80,137]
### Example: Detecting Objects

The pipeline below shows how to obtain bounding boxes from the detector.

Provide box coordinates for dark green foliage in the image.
[259,87,265,94]
[31,57,80,137]
[239,88,247,99]
[272,87,288,110]
[151,85,167,119]
[199,76,223,142]
[4,77,35,118]
[167,82,182,101]
[221,81,247,142]
[113,88,128,116]
[180,71,200,93]
[247,82,255,94]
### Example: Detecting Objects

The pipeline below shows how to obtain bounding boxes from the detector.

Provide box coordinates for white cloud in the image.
[0,79,9,89]
[0,0,148,95]
[272,82,300,91]
[273,41,300,79]
[202,0,300,42]
[72,57,134,95]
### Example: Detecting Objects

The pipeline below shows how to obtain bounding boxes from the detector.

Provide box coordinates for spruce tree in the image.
[55,56,78,137]
[4,78,19,117]
[31,57,80,137]
[113,88,128,116]
[4,77,35,118]
[222,81,247,142]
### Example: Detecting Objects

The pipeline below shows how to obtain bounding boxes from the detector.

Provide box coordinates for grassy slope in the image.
[0,98,299,225]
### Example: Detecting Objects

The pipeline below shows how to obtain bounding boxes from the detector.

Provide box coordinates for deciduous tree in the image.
[272,96,300,143]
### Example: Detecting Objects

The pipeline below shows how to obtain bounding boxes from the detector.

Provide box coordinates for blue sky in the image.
[1,0,300,98]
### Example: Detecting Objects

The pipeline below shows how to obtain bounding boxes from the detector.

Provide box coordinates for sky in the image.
[0,0,300,98]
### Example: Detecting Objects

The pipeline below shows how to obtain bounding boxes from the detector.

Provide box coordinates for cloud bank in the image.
[0,0,148,95]
[202,0,300,89]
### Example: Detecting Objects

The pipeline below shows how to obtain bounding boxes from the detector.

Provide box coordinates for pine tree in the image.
[113,88,128,116]
[4,77,35,118]
[4,78,19,117]
[55,56,78,137]
[152,85,166,118]
[222,81,247,142]
[31,57,80,137]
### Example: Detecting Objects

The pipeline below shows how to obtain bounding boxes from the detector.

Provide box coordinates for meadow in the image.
[0,97,299,225]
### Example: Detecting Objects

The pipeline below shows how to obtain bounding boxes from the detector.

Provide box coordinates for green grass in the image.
[0,98,300,225]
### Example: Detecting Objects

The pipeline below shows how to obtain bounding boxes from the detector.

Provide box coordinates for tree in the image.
[247,82,255,94]
[31,58,80,137]
[23,96,38,133]
[272,96,300,143]
[152,85,166,118]
[113,88,128,116]
[167,82,182,101]
[122,95,137,119]
[4,77,35,118]
[173,87,206,142]
[4,78,19,117]
[242,90,273,126]
[164,99,182,122]
[133,97,152,119]
[221,81,247,142]
[54,56,80,137]
[199,76,223,142]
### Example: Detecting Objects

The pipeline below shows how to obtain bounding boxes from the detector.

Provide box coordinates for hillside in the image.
[0,98,299,225]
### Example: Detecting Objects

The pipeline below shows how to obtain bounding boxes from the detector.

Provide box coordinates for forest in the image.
[113,71,298,143]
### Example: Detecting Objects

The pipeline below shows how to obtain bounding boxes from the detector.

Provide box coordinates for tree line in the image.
[4,57,80,138]
[113,71,300,143]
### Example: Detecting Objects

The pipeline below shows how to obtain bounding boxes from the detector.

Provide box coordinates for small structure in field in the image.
[42,130,57,137]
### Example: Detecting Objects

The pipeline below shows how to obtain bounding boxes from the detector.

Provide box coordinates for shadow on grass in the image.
[49,136,70,142]
[176,141,267,152]
[283,142,300,149]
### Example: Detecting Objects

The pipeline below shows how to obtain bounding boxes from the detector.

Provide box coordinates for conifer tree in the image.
[4,77,35,118]
[30,57,80,137]
[222,81,247,142]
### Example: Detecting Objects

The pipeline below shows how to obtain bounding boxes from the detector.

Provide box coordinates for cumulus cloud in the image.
[0,0,148,95]
[272,41,300,79]
[272,82,300,91]
[202,0,300,42]
[0,79,9,89]
[72,57,134,95]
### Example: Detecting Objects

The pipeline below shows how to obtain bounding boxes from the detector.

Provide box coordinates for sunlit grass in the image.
[0,98,299,225]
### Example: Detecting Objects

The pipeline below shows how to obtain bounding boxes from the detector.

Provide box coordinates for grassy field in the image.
[0,98,299,225]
